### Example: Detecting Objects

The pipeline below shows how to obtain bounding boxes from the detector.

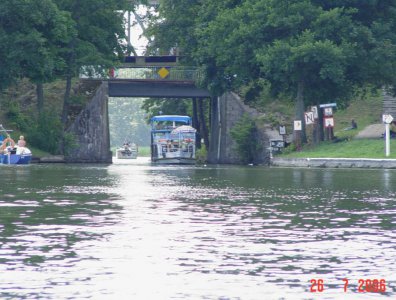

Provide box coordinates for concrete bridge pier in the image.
[65,82,112,163]
[208,92,271,164]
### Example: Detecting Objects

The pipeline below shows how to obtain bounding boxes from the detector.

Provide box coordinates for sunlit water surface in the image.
[0,157,395,299]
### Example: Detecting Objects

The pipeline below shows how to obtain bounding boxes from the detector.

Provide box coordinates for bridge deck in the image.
[107,79,211,98]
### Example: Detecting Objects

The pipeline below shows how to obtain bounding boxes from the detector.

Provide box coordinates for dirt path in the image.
[354,123,384,139]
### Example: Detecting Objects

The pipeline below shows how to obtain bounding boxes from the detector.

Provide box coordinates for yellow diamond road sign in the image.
[158,67,169,79]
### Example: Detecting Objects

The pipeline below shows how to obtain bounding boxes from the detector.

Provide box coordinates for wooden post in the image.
[294,120,302,151]
[295,131,301,151]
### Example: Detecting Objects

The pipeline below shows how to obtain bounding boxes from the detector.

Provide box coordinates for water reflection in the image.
[0,161,395,299]
[0,164,123,298]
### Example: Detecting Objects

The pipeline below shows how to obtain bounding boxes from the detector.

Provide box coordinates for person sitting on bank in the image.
[390,121,396,138]
[343,119,358,131]
[381,121,396,138]
[17,135,26,147]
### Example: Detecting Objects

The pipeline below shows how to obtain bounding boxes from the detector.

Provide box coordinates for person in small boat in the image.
[17,135,26,147]
[123,141,130,149]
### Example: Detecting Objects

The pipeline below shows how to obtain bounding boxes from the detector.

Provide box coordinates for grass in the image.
[29,147,51,158]
[277,89,393,159]
[332,90,382,139]
[280,138,396,159]
[137,146,151,157]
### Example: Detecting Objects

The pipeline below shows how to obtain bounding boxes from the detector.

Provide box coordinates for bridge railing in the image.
[80,66,204,84]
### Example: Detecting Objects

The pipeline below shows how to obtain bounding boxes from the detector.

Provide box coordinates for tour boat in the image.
[115,142,138,159]
[150,115,196,164]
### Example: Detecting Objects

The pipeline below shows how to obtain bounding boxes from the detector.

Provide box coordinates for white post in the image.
[385,123,390,157]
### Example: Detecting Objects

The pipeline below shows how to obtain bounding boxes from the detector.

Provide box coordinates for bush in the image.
[62,132,78,156]
[230,113,262,164]
[196,144,208,164]
[5,102,31,131]
[27,111,63,154]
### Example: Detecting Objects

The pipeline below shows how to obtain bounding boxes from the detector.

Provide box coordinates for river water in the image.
[0,158,395,300]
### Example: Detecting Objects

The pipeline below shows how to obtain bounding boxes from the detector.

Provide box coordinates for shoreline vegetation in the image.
[278,138,396,159]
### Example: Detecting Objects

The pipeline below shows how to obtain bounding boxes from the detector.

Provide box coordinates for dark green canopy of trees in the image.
[0,0,130,116]
[0,0,72,91]
[147,0,396,141]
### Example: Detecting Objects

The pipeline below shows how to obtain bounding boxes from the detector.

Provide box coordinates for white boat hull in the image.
[152,157,195,164]
[116,149,137,159]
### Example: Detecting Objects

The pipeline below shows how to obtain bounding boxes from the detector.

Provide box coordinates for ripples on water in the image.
[0,159,395,299]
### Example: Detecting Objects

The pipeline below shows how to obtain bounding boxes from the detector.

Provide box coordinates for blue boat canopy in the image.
[150,115,191,123]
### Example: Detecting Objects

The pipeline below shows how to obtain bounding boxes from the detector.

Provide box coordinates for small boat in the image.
[150,115,196,164]
[115,142,138,159]
[0,147,32,165]
[0,125,32,165]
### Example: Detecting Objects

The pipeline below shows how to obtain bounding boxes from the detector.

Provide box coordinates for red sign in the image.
[324,117,334,128]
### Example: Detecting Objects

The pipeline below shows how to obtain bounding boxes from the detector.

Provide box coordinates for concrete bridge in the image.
[66,56,271,164]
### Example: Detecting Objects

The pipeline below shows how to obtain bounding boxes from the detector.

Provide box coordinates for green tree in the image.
[195,0,396,143]
[0,0,73,102]
[146,0,200,57]
[141,98,191,120]
[53,0,129,128]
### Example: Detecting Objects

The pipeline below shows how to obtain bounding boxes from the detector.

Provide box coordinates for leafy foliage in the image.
[0,0,72,91]
[141,98,192,121]
[26,111,63,154]
[5,102,31,131]
[195,144,208,164]
[230,114,262,164]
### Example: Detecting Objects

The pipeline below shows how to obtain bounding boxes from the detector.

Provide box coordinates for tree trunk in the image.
[59,75,73,155]
[61,75,72,128]
[198,98,209,149]
[295,80,307,143]
[192,98,201,148]
[36,83,44,114]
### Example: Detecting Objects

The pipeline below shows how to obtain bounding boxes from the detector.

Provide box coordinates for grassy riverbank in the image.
[280,138,396,159]
[275,89,396,160]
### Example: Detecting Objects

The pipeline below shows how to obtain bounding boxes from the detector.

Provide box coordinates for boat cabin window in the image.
[152,120,188,130]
